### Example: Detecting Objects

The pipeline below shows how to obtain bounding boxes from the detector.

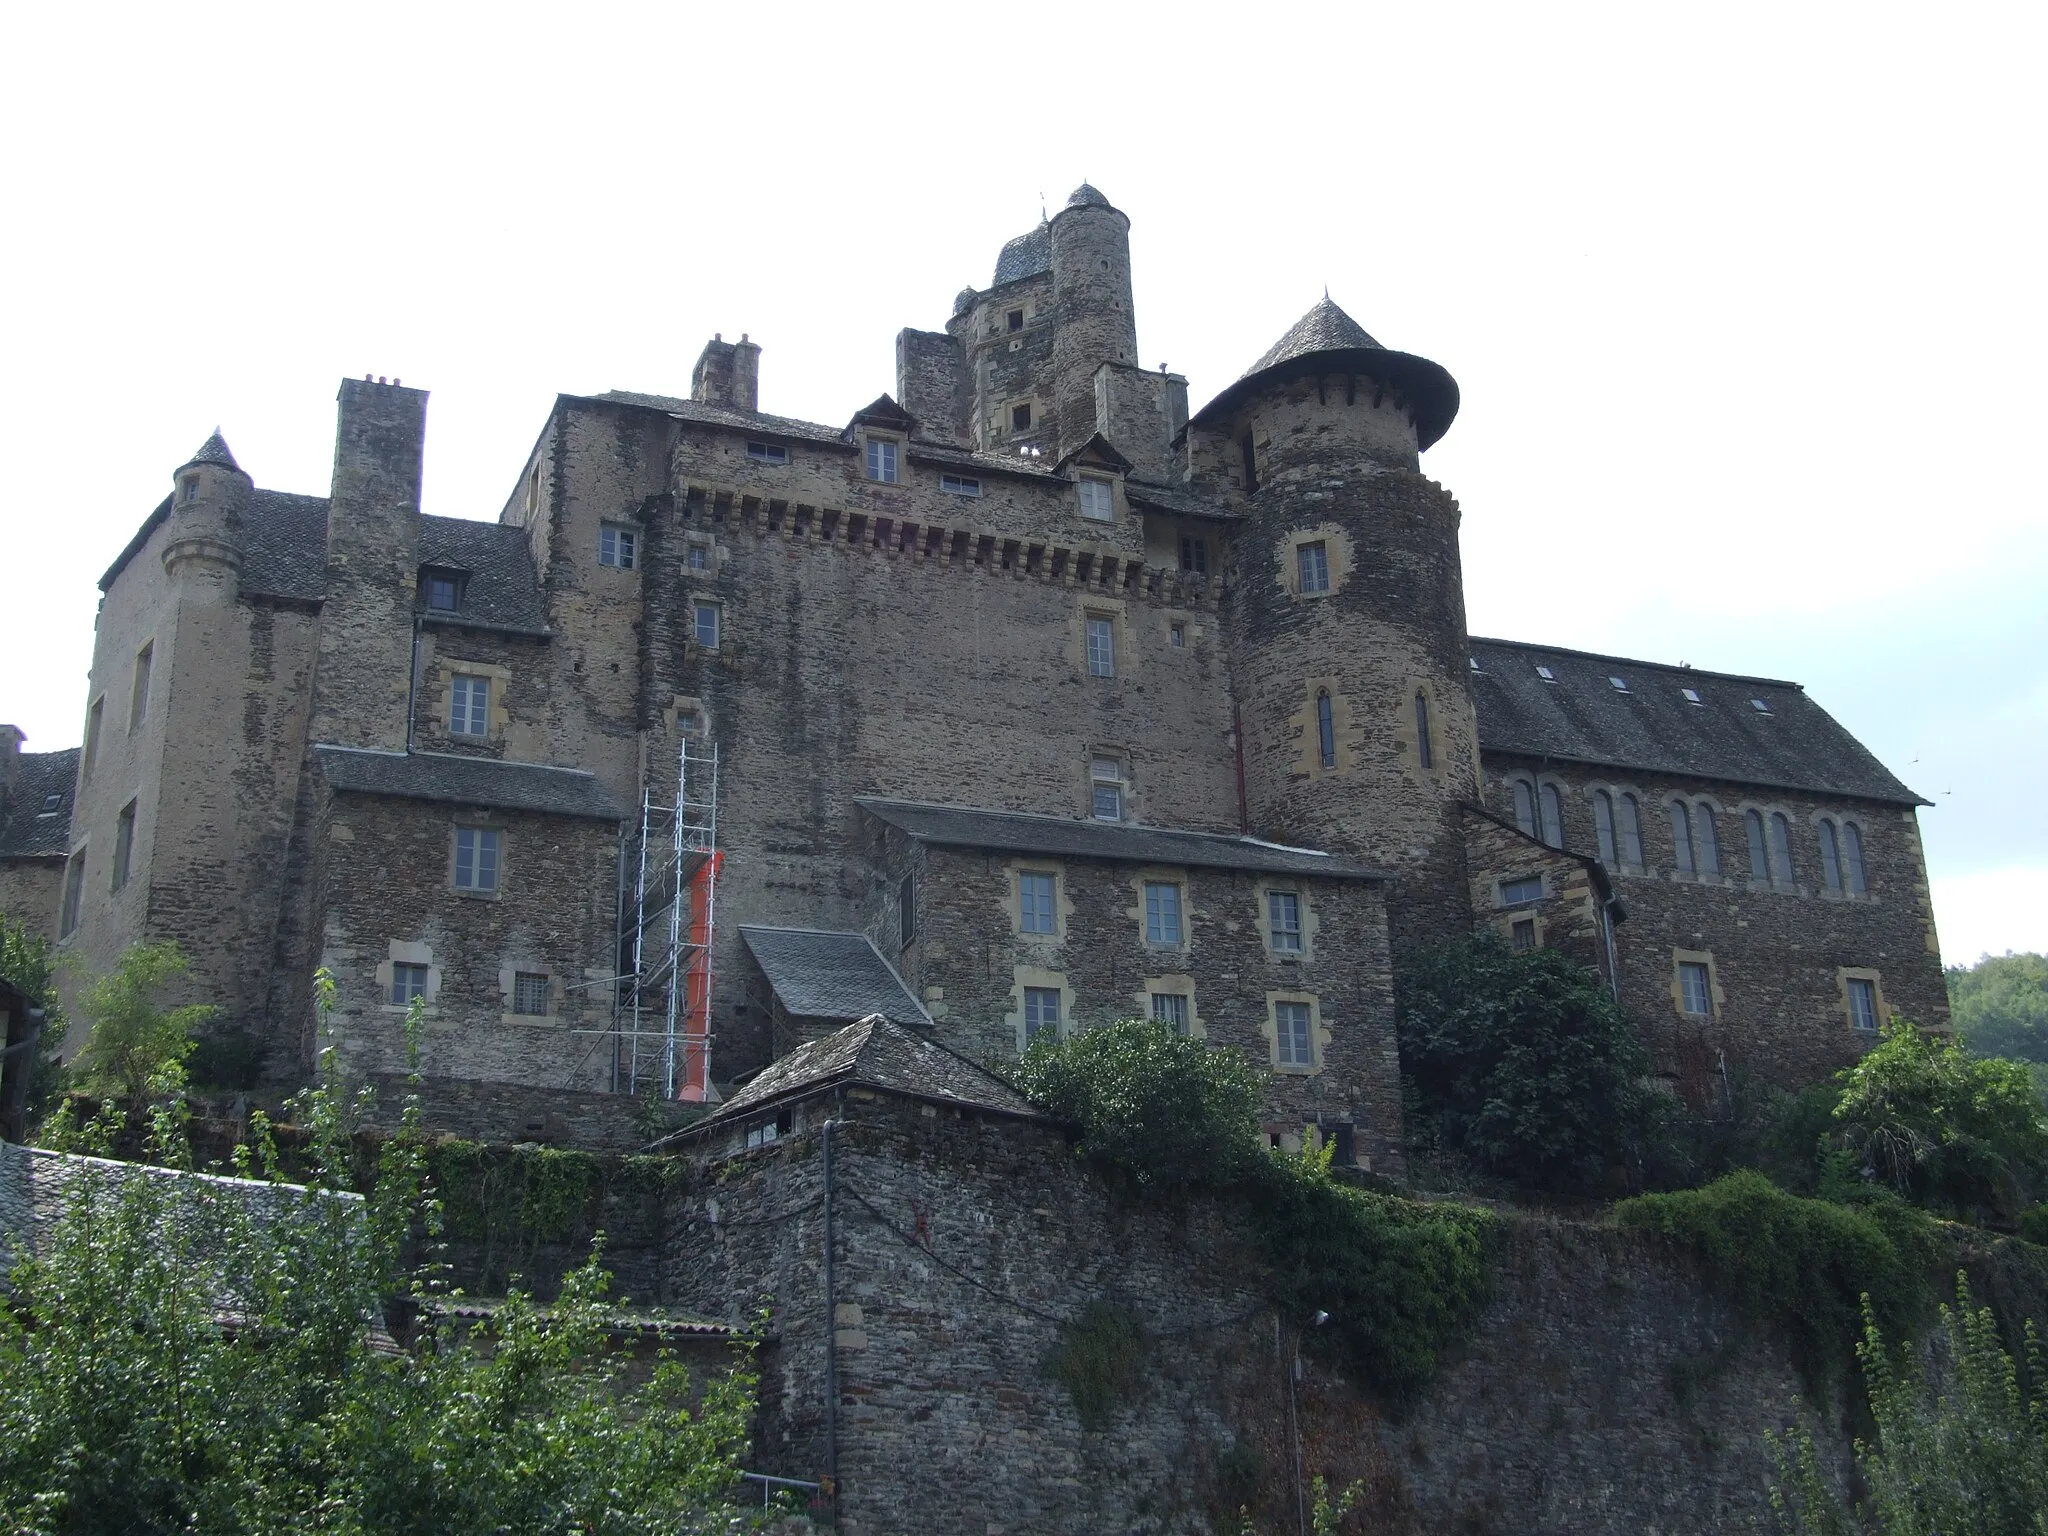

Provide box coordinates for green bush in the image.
[1044,1300,1148,1429]
[1832,1016,2048,1221]
[1948,951,2048,1067]
[1615,1170,1936,1395]
[0,911,67,1123]
[73,941,216,1104]
[1014,1019,1491,1400]
[1397,937,1667,1193]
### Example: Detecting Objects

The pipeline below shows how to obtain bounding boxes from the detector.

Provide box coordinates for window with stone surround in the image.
[1514,778,1540,839]
[1820,818,1844,894]
[1696,805,1722,876]
[686,543,710,571]
[1770,812,1797,886]
[1268,890,1304,953]
[1511,918,1537,951]
[1499,875,1543,907]
[60,849,85,938]
[1090,756,1124,821]
[450,674,490,736]
[129,641,153,731]
[1013,403,1034,432]
[1316,691,1336,769]
[1671,801,1696,874]
[1143,880,1184,947]
[598,523,637,569]
[1085,616,1116,677]
[1297,541,1330,595]
[693,601,721,650]
[391,962,429,1006]
[1414,691,1434,770]
[746,441,787,464]
[1019,871,1057,934]
[512,972,550,1016]
[1007,308,1024,332]
[1841,820,1867,894]
[1671,950,1720,1019]
[1180,536,1206,574]
[84,698,103,781]
[1079,478,1114,522]
[1150,992,1190,1033]
[1845,973,1881,1033]
[1746,810,1771,883]
[454,826,501,893]
[1540,785,1565,849]
[865,437,899,483]
[112,801,136,892]
[1615,793,1645,869]
[1819,817,1868,896]
[1273,999,1316,1069]
[940,474,981,497]
[1023,986,1061,1043]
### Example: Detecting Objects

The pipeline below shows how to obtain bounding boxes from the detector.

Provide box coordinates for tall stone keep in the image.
[1048,183,1139,457]
[1201,299,1478,955]
[309,378,427,751]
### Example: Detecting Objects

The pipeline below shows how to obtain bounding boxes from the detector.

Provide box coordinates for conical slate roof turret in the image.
[180,430,241,473]
[1065,182,1111,209]
[1189,295,1461,450]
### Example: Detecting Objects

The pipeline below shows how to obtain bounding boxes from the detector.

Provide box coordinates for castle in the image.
[0,185,1947,1157]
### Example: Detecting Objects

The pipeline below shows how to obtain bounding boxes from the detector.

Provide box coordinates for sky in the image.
[1,2,2041,965]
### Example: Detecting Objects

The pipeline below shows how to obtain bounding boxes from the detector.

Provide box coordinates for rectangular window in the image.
[424,573,461,612]
[1144,881,1183,946]
[129,642,153,730]
[391,962,429,1006]
[1085,616,1116,678]
[454,826,501,892]
[746,441,788,464]
[1511,918,1537,951]
[60,849,85,938]
[865,438,898,483]
[1150,993,1189,1033]
[84,699,103,780]
[1007,308,1024,332]
[1275,1000,1314,1067]
[1678,961,1712,1016]
[686,543,710,571]
[1179,536,1207,574]
[1078,479,1114,522]
[899,874,916,949]
[1023,986,1061,1043]
[112,800,136,892]
[1019,872,1057,934]
[1011,403,1033,431]
[449,674,490,735]
[1268,890,1303,952]
[1169,623,1186,649]
[693,602,721,649]
[512,972,550,1015]
[1297,541,1330,594]
[598,523,637,569]
[1090,756,1124,821]
[1499,876,1544,907]
[940,473,981,497]
[1847,977,1879,1032]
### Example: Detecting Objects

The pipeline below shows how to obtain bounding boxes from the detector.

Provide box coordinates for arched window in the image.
[1592,790,1617,867]
[1819,818,1843,893]
[1670,801,1695,874]
[1696,806,1721,876]
[1512,778,1538,838]
[1618,793,1645,869]
[1539,784,1564,848]
[1770,813,1796,885]
[1316,690,1336,770]
[1414,691,1434,770]
[1842,822,1867,895]
[1745,810,1770,882]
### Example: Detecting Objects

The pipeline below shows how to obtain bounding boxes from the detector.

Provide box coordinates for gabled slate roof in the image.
[585,391,847,445]
[1468,637,1923,806]
[1188,296,1461,450]
[417,518,550,634]
[0,749,80,860]
[844,393,918,437]
[739,927,930,1027]
[680,1014,1040,1135]
[314,747,629,821]
[856,798,1387,880]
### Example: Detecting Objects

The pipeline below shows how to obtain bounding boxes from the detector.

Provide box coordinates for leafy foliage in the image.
[1615,1170,1936,1396]
[1015,1019,1491,1400]
[1949,951,2048,1067]
[1044,1301,1148,1430]
[0,986,765,1533]
[72,941,216,1103]
[1831,1016,2048,1221]
[1397,937,1667,1193]
[1767,1276,2048,1536]
[0,911,67,1121]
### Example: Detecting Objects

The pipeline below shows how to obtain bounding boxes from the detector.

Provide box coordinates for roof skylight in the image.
[1535,665,1555,682]
[1681,688,1702,705]
[1608,676,1630,693]
[1750,698,1773,714]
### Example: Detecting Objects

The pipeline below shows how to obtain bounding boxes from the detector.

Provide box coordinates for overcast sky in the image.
[2,2,2040,964]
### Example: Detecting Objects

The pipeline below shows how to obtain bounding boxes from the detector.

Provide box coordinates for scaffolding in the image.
[619,733,721,1101]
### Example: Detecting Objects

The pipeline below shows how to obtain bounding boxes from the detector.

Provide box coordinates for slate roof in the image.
[680,1013,1040,1135]
[992,219,1052,286]
[239,491,331,601]
[1468,637,1924,806]
[182,430,241,471]
[739,927,930,1028]
[586,391,847,445]
[856,798,1387,879]
[314,747,629,820]
[1065,182,1111,209]
[1188,296,1461,450]
[417,517,550,634]
[0,748,79,860]
[1123,481,1239,523]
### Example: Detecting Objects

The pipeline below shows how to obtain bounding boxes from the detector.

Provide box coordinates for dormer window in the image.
[746,441,787,465]
[865,438,899,483]
[1078,479,1115,522]
[422,569,464,613]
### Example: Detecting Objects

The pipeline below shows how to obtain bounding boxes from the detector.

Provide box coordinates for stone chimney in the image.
[691,333,761,412]
[0,725,21,798]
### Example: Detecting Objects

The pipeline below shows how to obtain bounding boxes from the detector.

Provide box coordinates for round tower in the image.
[1202,299,1477,957]
[1048,183,1139,456]
[161,429,249,585]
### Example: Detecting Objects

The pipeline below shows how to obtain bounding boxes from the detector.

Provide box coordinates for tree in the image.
[1397,937,1666,1193]
[0,910,67,1121]
[1830,1016,2048,1221]
[1949,951,2048,1066]
[72,941,215,1103]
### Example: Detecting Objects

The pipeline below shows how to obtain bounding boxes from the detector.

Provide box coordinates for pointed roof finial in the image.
[181,429,241,473]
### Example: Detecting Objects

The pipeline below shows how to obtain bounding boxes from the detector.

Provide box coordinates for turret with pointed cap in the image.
[1048,182,1139,458]
[162,428,251,582]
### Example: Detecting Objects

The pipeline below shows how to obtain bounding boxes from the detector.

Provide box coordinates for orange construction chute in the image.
[676,850,722,1101]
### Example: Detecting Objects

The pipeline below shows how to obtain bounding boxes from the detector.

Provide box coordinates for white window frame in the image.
[1143,880,1184,947]
[1090,756,1124,821]
[940,473,981,497]
[1150,992,1190,1033]
[1078,478,1115,522]
[391,962,429,1006]
[693,601,721,650]
[454,826,501,893]
[746,441,788,464]
[1846,975,1880,1033]
[865,437,899,483]
[450,673,490,736]
[1019,871,1057,935]
[1678,961,1712,1016]
[1297,541,1331,595]
[598,523,637,570]
[1267,890,1303,953]
[1274,998,1316,1069]
[1085,615,1116,678]
[686,542,711,571]
[1499,875,1543,907]
[1022,986,1062,1043]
